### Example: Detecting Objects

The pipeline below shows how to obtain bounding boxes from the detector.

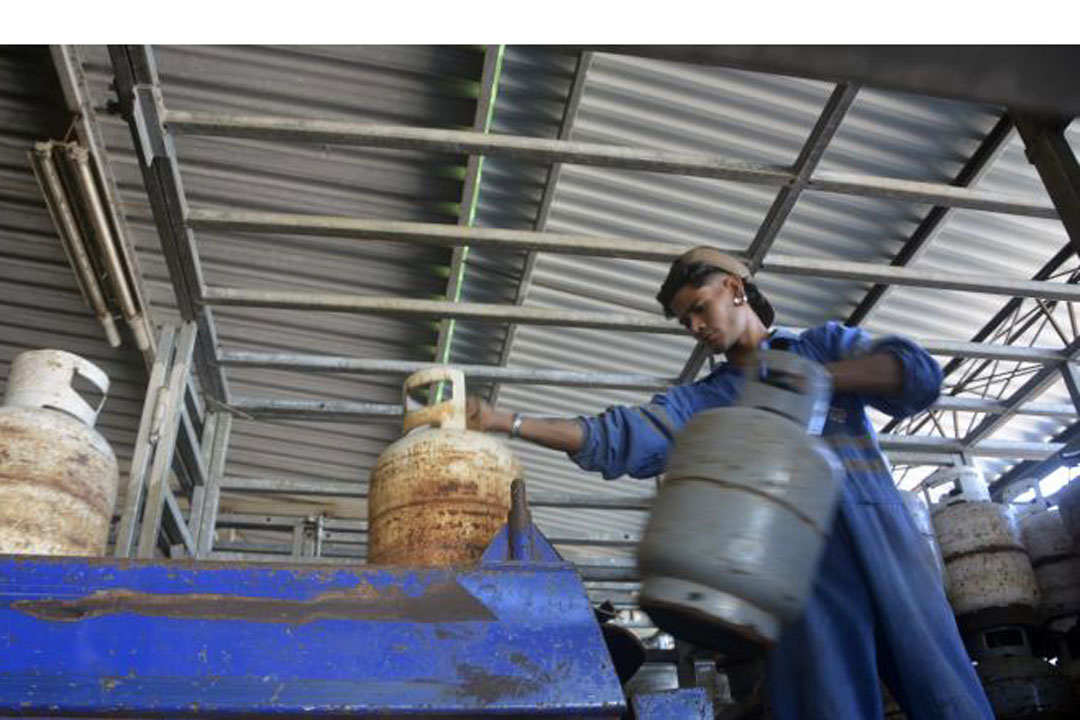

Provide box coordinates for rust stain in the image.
[11,580,496,624]
[452,662,542,704]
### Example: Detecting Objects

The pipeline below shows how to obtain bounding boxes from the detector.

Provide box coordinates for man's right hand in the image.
[466,396,506,432]
[465,397,585,454]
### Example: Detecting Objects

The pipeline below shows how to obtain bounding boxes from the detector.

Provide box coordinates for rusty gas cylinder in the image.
[368,368,519,565]
[930,467,1040,627]
[1019,506,1080,624]
[0,350,119,555]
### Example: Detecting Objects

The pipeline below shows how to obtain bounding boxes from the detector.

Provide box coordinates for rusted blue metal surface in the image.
[0,526,624,717]
[632,688,714,719]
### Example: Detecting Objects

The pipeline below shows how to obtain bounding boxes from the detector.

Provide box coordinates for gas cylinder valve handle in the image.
[401,367,467,434]
[742,350,831,436]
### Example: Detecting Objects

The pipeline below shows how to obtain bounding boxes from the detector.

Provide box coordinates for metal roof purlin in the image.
[164,111,1057,218]
[489,50,593,405]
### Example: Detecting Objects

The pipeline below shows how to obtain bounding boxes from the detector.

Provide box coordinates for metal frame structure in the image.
[87,45,1080,565]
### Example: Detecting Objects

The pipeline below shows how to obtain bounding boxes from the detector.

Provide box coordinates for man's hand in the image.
[466,396,510,432]
[465,396,585,454]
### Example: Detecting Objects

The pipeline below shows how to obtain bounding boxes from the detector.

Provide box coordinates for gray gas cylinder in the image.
[899,488,945,583]
[637,350,841,658]
[1019,506,1080,624]
[1058,480,1080,554]
[976,655,1076,720]
[0,350,119,555]
[930,467,1040,626]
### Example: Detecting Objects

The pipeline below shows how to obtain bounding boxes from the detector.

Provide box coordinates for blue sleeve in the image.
[799,321,943,418]
[568,369,741,480]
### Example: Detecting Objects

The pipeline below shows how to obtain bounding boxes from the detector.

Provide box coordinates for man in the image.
[467,247,993,719]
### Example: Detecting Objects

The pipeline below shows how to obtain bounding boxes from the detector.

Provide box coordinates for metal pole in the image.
[205,340,1076,368]
[63,144,152,352]
[166,111,1056,217]
[219,350,675,389]
[204,288,680,332]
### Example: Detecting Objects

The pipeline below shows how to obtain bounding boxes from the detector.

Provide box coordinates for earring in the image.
[734,295,746,306]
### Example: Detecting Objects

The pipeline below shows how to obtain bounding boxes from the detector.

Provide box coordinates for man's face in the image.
[669,274,746,353]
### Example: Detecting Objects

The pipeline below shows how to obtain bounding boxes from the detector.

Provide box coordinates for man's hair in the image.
[656,261,729,318]
[656,260,776,327]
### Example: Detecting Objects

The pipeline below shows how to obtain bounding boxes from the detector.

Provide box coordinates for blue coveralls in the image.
[569,322,993,719]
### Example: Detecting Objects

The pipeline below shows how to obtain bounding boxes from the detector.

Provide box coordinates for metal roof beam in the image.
[917,339,1064,364]
[219,350,1067,400]
[219,350,675,390]
[205,288,681,332]
[167,112,1057,218]
[227,395,1073,423]
[203,254,1080,323]
[846,114,1015,326]
[108,45,228,402]
[219,404,1063,459]
[190,211,1080,301]
[959,327,1080,450]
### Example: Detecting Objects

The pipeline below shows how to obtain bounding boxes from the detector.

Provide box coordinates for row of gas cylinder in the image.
[899,465,1080,720]
[0,354,521,566]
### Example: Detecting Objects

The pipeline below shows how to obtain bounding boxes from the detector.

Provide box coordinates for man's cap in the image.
[673,246,752,280]
[659,245,775,328]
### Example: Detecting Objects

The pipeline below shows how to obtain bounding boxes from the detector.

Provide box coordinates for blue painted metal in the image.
[632,688,714,719]
[482,519,564,564]
[0,523,624,717]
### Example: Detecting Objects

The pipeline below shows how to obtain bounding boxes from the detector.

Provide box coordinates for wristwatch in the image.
[509,413,525,439]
